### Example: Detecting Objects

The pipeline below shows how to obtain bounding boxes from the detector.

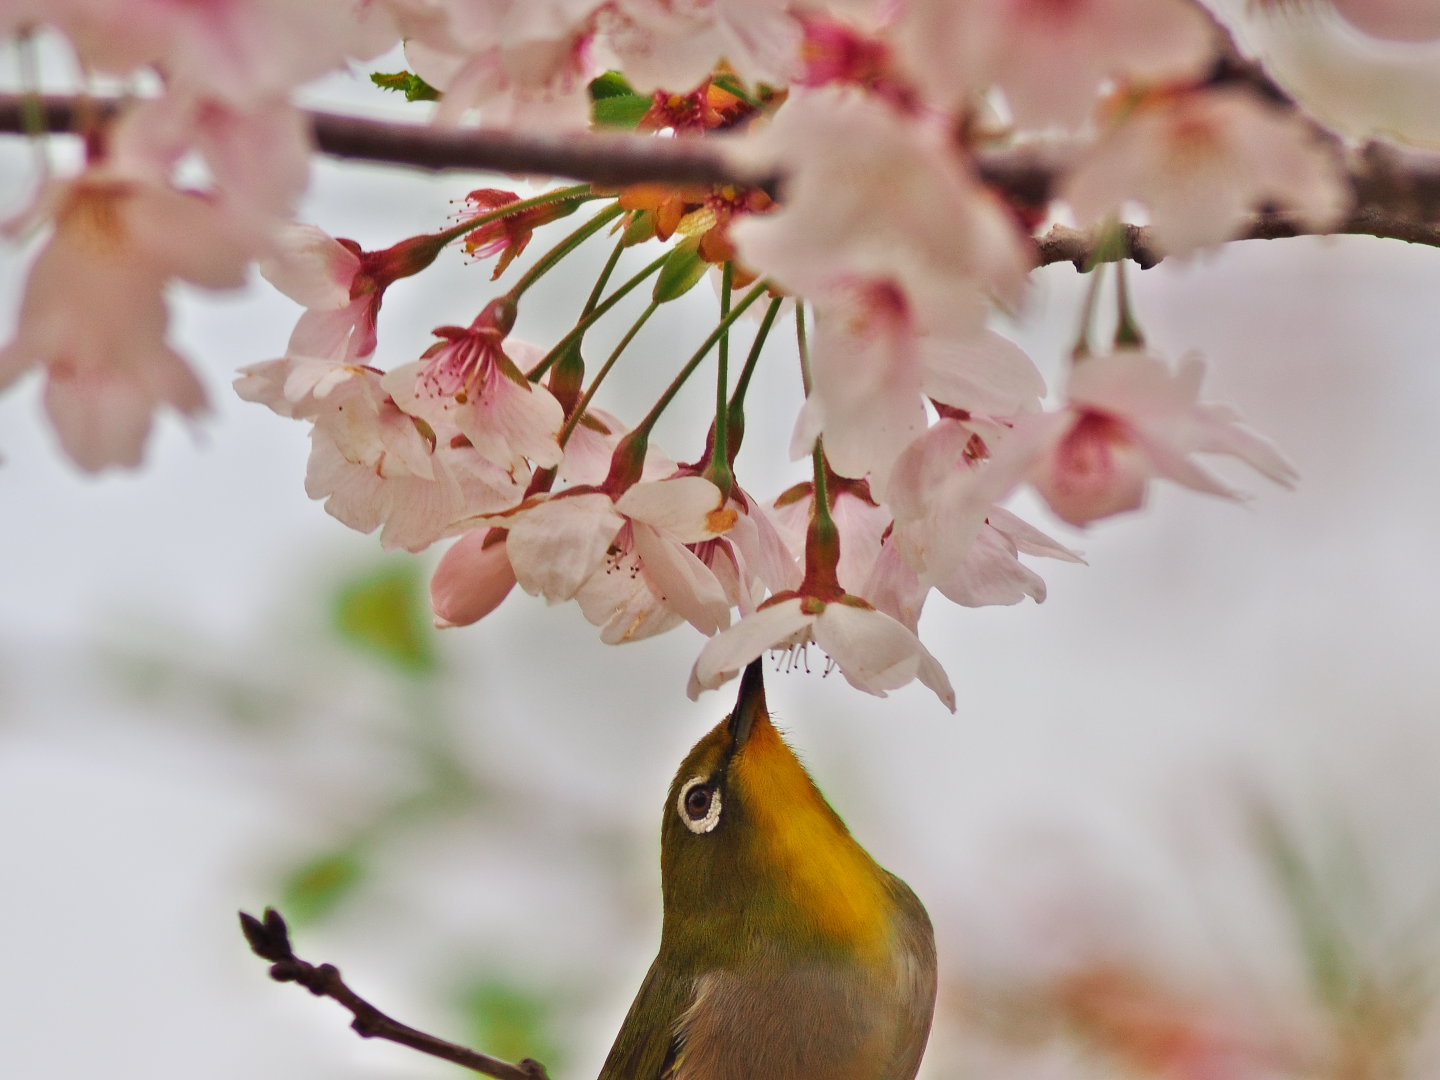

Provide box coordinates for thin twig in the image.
[238,908,550,1080]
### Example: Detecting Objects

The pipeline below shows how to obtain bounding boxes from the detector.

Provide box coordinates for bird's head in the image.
[657,661,895,967]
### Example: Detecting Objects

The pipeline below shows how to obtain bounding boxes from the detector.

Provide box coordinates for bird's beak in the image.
[729,659,767,755]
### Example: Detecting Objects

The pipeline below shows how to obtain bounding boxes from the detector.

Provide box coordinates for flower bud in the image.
[431,531,516,628]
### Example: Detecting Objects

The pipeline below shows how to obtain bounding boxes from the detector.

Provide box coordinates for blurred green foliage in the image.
[280,848,369,925]
[459,978,565,1074]
[332,560,439,675]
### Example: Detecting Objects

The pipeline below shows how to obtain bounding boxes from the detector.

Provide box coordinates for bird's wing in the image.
[596,957,694,1080]
[884,872,938,1080]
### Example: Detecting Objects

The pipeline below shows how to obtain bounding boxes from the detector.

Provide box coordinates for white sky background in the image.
[3,28,1440,1080]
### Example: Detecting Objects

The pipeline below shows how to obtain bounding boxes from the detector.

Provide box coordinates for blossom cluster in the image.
[5,0,1393,707]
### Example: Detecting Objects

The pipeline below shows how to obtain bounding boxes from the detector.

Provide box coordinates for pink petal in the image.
[630,522,732,636]
[505,492,624,602]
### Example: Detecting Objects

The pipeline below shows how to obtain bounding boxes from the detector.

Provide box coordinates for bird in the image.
[598,659,937,1080]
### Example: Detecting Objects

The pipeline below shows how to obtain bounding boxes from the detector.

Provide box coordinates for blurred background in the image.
[3,22,1440,1080]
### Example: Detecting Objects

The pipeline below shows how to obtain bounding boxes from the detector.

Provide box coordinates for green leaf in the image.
[621,210,658,247]
[588,70,636,100]
[332,561,438,674]
[653,236,708,303]
[591,93,654,130]
[459,978,563,1072]
[280,850,367,924]
[370,70,441,103]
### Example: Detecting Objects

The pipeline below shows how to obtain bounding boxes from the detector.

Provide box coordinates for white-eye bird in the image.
[598,660,937,1080]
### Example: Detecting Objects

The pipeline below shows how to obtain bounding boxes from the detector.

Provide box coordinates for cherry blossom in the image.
[791,281,1045,486]
[687,591,956,710]
[383,311,566,474]
[431,530,518,628]
[400,0,602,129]
[599,0,805,93]
[236,354,526,551]
[1005,349,1300,527]
[1,164,254,470]
[728,87,1033,316]
[1064,87,1351,255]
[484,475,737,639]
[890,0,1218,129]
[261,225,453,365]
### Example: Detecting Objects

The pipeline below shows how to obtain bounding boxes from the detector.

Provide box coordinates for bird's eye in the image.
[677,776,722,834]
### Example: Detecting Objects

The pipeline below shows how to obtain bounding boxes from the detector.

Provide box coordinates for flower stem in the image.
[796,302,812,396]
[723,295,783,463]
[1072,260,1107,361]
[706,263,735,495]
[631,280,769,443]
[583,233,629,316]
[526,250,671,380]
[507,202,624,300]
[557,300,660,448]
[1112,258,1145,348]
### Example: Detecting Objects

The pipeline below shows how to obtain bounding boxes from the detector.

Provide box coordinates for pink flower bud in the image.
[431,531,516,628]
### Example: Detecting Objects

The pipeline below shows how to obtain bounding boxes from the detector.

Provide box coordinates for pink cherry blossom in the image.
[1064,87,1351,255]
[691,486,800,616]
[1,165,254,470]
[728,87,1033,317]
[401,0,602,129]
[1008,349,1300,527]
[687,592,956,710]
[261,225,454,365]
[791,280,1045,486]
[236,354,526,550]
[890,0,1218,129]
[599,0,805,93]
[485,475,737,638]
[431,530,518,628]
[383,322,565,474]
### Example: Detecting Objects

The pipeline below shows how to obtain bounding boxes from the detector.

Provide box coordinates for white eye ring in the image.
[677,775,722,834]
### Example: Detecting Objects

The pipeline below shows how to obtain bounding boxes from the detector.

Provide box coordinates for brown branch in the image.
[5,93,1440,262]
[1036,206,1440,271]
[238,908,550,1080]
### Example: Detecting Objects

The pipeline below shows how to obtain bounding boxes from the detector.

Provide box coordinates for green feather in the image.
[596,959,691,1080]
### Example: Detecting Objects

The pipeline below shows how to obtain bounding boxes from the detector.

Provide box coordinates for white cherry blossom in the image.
[687,592,956,710]
[891,0,1218,129]
[1064,87,1351,255]
[728,87,1033,315]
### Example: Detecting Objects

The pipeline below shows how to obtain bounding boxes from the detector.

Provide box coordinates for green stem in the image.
[15,32,49,183]
[526,250,671,380]
[507,202,624,300]
[631,281,769,442]
[557,300,660,448]
[583,233,629,317]
[707,263,735,487]
[724,295,783,464]
[1072,260,1107,361]
[796,302,813,396]
[1112,258,1145,348]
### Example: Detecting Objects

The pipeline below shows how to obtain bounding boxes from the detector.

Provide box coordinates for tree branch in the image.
[4,93,1440,267]
[238,908,550,1080]
[1035,206,1440,271]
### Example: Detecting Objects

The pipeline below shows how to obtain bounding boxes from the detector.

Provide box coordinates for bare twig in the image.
[238,908,551,1080]
[1036,207,1440,271]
